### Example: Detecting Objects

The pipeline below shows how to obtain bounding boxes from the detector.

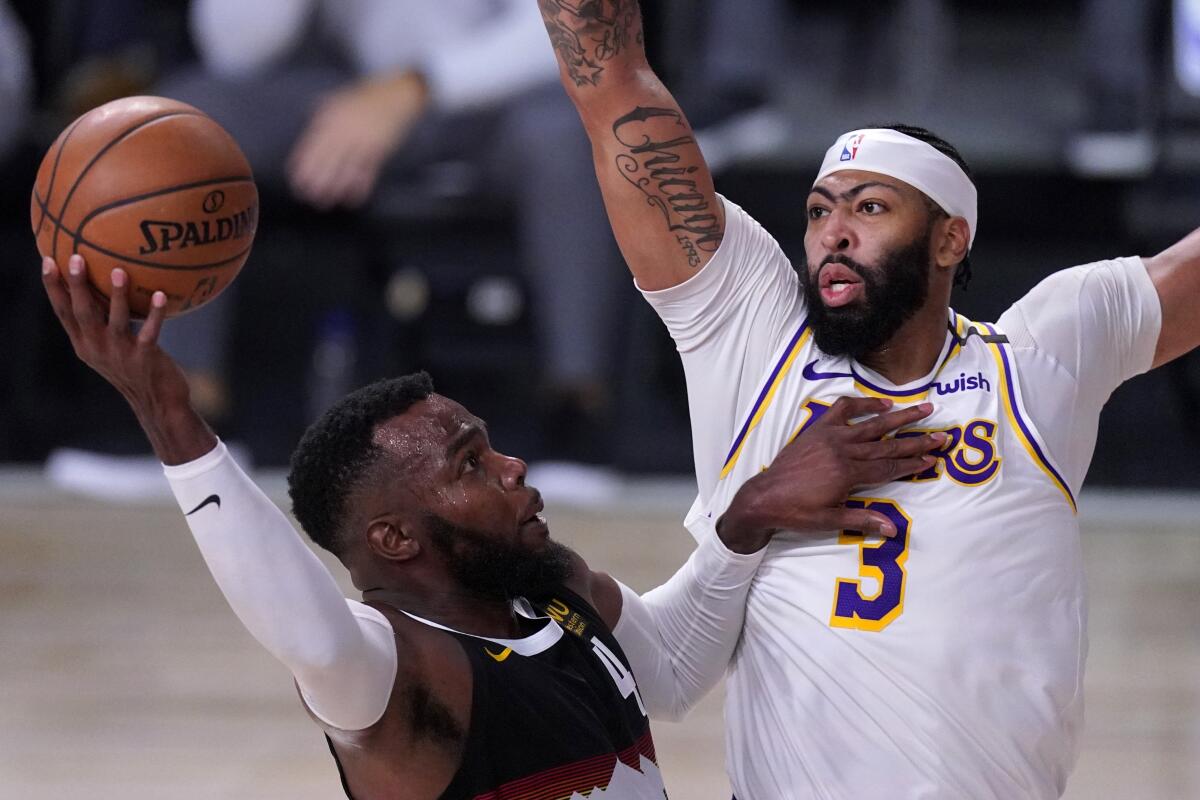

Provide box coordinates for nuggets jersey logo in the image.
[706,310,1086,798]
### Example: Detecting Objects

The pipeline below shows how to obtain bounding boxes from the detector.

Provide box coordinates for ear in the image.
[933,216,971,272]
[366,515,421,562]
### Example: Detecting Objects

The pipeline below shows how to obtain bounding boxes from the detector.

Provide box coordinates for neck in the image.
[362,585,526,638]
[856,303,951,385]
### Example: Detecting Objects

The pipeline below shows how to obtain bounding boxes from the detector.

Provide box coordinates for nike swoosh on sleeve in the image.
[185,495,221,516]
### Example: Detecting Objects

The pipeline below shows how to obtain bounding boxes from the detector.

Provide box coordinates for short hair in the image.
[287,372,435,555]
[873,123,974,289]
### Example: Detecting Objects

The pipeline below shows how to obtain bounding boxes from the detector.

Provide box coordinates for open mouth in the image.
[818,263,865,308]
[520,494,546,528]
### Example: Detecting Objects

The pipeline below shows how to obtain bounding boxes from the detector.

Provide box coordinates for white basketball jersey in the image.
[698,308,1084,799]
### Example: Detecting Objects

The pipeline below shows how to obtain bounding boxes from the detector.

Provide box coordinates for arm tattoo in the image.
[538,0,643,87]
[613,106,723,262]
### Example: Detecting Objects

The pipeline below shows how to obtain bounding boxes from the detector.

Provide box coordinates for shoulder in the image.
[356,599,471,679]
[553,549,622,631]
[996,257,1152,346]
[994,256,1162,403]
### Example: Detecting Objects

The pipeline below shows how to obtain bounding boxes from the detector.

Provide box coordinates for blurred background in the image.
[0,0,1198,798]
[0,0,1198,489]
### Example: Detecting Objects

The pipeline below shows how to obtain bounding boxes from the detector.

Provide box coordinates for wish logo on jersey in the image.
[933,371,991,396]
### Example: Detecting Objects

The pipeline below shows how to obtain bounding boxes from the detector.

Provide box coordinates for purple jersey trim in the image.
[984,322,1077,509]
[722,318,810,469]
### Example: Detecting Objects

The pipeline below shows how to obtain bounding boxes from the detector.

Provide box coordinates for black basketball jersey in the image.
[327,586,668,800]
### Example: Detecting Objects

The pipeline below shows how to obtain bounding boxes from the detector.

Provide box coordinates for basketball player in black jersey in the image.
[40,253,943,798]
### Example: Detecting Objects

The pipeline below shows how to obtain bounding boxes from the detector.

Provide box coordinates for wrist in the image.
[381,69,430,110]
[404,69,429,107]
[716,481,773,554]
[130,398,218,466]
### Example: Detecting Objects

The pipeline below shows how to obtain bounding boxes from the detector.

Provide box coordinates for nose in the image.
[819,208,855,254]
[498,454,527,491]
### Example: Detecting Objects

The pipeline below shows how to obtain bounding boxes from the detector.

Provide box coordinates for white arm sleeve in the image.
[996,256,1162,493]
[639,196,806,505]
[189,0,316,77]
[612,514,765,721]
[163,441,396,731]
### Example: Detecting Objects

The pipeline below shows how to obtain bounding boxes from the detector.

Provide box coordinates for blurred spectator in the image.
[1068,0,1165,177]
[12,0,190,121]
[1179,0,1200,96]
[153,0,632,468]
[0,0,31,161]
[0,0,32,460]
[2,2,191,466]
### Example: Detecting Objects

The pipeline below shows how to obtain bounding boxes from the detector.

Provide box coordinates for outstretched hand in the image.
[41,255,215,464]
[718,397,945,552]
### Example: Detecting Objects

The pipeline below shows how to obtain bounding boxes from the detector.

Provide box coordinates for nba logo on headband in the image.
[839,134,865,162]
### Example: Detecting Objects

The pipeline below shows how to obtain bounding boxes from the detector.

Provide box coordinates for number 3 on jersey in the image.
[829,498,911,632]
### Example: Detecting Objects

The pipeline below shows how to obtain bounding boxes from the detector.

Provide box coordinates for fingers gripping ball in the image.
[31,95,258,318]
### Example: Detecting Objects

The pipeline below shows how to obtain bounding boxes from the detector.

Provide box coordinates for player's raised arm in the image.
[537,0,722,290]
[41,256,398,732]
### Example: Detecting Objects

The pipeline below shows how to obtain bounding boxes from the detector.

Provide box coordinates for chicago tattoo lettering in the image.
[612,106,723,257]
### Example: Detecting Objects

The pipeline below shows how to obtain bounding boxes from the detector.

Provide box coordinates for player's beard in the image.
[425,514,574,601]
[801,226,933,361]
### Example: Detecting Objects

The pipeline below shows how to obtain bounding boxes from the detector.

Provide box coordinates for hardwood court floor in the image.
[1,473,1197,799]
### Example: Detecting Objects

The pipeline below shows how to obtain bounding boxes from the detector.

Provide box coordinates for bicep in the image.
[1144,230,1200,367]
[295,600,398,732]
[572,70,723,291]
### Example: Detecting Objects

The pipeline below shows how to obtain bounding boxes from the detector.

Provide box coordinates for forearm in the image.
[612,517,765,720]
[164,442,395,730]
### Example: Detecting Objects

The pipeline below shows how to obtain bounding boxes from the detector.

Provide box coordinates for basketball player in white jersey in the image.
[538,2,1200,797]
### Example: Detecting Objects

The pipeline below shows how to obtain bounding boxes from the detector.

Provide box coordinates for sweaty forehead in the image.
[371,394,479,473]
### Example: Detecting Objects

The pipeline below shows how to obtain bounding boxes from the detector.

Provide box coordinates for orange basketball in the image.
[31,96,258,318]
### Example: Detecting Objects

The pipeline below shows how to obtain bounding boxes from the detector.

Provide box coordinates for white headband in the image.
[815,128,978,248]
